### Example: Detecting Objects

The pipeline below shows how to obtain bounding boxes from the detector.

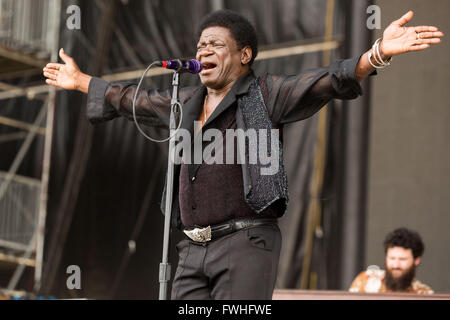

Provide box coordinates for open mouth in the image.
[202,62,217,71]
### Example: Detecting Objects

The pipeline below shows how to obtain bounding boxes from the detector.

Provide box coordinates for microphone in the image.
[155,59,202,74]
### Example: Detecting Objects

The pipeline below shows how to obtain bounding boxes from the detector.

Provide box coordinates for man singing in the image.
[43,10,442,299]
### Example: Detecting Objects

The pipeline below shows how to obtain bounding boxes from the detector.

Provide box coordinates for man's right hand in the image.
[43,48,92,93]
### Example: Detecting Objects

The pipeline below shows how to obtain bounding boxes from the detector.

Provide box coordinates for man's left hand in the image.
[380,11,443,58]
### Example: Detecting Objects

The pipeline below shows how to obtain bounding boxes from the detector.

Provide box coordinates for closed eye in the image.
[197,41,225,51]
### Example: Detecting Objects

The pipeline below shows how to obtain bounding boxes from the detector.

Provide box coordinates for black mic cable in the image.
[132,61,184,143]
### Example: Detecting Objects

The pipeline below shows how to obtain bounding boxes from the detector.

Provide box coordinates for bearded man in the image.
[350,228,433,294]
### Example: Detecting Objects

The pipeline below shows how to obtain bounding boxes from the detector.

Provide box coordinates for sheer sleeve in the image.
[267,55,366,125]
[86,77,197,128]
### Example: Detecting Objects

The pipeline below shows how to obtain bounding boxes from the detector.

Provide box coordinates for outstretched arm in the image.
[43,48,92,93]
[355,11,443,81]
[42,48,197,126]
[268,11,443,125]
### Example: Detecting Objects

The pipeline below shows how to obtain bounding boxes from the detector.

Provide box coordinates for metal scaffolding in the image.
[0,0,60,296]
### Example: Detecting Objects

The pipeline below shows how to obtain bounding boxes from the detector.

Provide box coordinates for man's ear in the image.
[414,256,421,267]
[241,46,253,65]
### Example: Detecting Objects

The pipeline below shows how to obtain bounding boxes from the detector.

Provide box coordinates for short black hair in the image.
[383,228,425,259]
[196,9,258,66]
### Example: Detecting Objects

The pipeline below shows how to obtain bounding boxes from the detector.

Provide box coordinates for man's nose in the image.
[198,49,213,58]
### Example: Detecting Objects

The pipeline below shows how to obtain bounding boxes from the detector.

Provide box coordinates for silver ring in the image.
[416,32,421,40]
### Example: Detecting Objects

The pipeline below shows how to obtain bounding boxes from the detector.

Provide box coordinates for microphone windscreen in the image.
[188,59,203,74]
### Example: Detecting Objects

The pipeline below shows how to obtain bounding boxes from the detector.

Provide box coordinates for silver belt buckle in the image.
[183,226,212,243]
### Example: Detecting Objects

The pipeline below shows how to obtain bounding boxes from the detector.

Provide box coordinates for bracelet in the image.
[368,51,385,69]
[368,38,393,69]
[371,40,385,66]
[375,38,392,66]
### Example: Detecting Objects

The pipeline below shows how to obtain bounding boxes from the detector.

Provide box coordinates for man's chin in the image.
[199,75,213,84]
[385,266,416,291]
[200,76,221,89]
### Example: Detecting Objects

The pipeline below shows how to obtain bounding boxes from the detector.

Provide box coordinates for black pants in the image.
[171,224,282,300]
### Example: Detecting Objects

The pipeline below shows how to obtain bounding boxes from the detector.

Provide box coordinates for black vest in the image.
[161,75,289,229]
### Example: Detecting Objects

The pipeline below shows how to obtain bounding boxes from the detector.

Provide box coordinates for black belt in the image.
[183,217,278,243]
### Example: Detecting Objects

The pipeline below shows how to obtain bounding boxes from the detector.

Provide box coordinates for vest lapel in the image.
[203,89,237,127]
[180,86,206,138]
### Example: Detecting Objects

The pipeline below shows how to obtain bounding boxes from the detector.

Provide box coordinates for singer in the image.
[43,10,443,299]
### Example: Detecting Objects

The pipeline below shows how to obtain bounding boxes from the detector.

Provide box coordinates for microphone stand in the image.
[159,71,181,300]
